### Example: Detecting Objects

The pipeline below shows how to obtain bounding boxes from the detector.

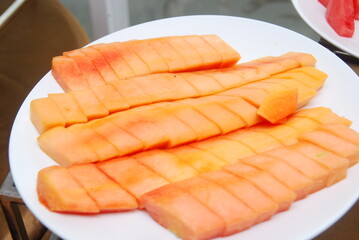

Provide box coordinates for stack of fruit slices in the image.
[32,34,359,240]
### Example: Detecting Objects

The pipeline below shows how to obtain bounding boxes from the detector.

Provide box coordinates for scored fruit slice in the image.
[241,155,314,200]
[123,39,169,73]
[111,42,150,76]
[224,130,283,153]
[70,89,109,120]
[201,34,241,68]
[299,130,359,166]
[200,170,279,223]
[64,50,105,87]
[37,126,99,166]
[265,147,329,193]
[220,88,268,107]
[108,110,169,150]
[37,166,99,213]
[175,176,257,236]
[48,93,87,126]
[142,184,225,240]
[30,97,66,134]
[318,124,359,145]
[180,72,224,95]
[52,56,89,91]
[91,84,130,113]
[290,107,352,126]
[135,150,198,182]
[190,137,255,164]
[181,99,246,134]
[183,35,222,70]
[204,95,262,127]
[80,47,119,83]
[67,163,138,211]
[97,157,170,207]
[223,163,296,212]
[133,106,198,147]
[166,36,204,71]
[251,123,300,146]
[290,142,349,186]
[88,118,144,156]
[167,146,227,173]
[169,106,222,141]
[67,124,119,161]
[147,37,187,72]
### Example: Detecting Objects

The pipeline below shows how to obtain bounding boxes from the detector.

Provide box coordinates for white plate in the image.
[9,15,359,240]
[292,0,359,58]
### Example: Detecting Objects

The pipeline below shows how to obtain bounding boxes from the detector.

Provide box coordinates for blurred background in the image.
[0,0,357,239]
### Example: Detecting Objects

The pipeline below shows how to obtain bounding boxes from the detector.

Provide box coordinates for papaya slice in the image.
[292,107,352,126]
[30,97,66,134]
[133,106,197,147]
[166,36,204,71]
[131,74,174,102]
[123,40,168,73]
[90,84,130,113]
[148,38,187,72]
[90,43,134,79]
[97,157,170,207]
[290,142,349,186]
[88,118,144,156]
[241,155,314,200]
[200,34,241,68]
[111,42,150,76]
[175,177,257,236]
[48,93,87,126]
[68,163,138,211]
[37,166,99,213]
[180,72,224,95]
[299,130,359,166]
[108,110,169,150]
[142,184,225,240]
[110,79,154,107]
[204,95,261,127]
[67,124,119,162]
[239,61,285,75]
[52,56,89,91]
[70,89,109,120]
[64,50,105,87]
[200,170,279,223]
[155,73,200,99]
[80,47,119,83]
[251,123,300,146]
[182,99,246,134]
[190,137,255,164]
[223,163,296,212]
[257,88,298,124]
[135,150,198,182]
[183,35,222,70]
[220,88,268,107]
[224,130,282,153]
[318,124,359,145]
[37,126,99,166]
[169,106,221,141]
[202,71,243,89]
[265,147,330,193]
[167,146,227,173]
[280,52,317,67]
[288,66,328,82]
